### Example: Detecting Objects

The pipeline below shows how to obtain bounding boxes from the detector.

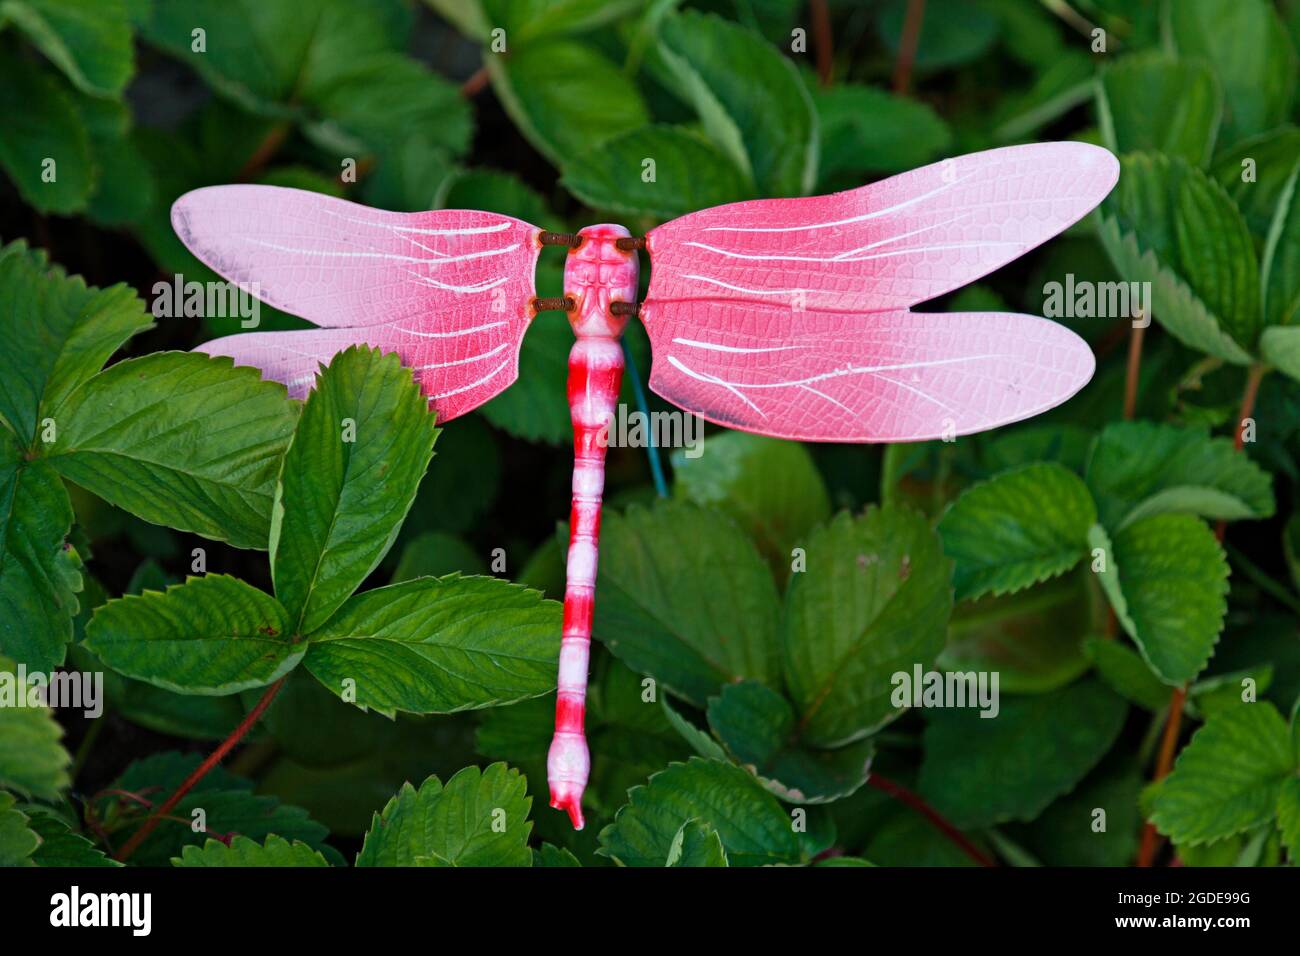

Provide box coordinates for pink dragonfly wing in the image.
[173,185,541,421]
[641,143,1119,441]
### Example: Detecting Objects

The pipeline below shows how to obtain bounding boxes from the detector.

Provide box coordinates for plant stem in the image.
[892,0,926,95]
[1232,362,1265,452]
[622,338,668,498]
[70,712,108,783]
[236,122,291,181]
[460,64,489,98]
[114,678,286,863]
[810,0,833,87]
[1135,685,1186,866]
[1122,321,1145,420]
[868,773,995,867]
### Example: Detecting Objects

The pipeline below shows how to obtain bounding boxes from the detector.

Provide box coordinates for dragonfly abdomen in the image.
[547,225,639,830]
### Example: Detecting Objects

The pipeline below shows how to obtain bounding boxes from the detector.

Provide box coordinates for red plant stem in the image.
[1123,321,1145,420]
[1231,363,1265,452]
[1137,362,1264,865]
[114,678,286,863]
[236,122,291,181]
[868,773,995,867]
[460,65,489,98]
[810,0,833,87]
[892,0,926,95]
[1136,685,1187,866]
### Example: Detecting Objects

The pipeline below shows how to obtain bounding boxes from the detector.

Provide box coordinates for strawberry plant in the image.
[2,0,1300,875]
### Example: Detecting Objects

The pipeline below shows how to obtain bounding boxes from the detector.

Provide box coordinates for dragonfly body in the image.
[170,141,1119,831]
[549,225,638,829]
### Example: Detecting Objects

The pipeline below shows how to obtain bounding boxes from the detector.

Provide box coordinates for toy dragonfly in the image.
[172,141,1118,828]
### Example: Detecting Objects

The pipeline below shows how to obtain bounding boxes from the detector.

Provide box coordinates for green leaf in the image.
[1087,522,1131,634]
[665,818,728,867]
[1085,421,1275,530]
[1260,326,1300,382]
[46,352,299,550]
[0,431,80,671]
[1212,126,1300,238]
[1099,154,1259,358]
[83,105,155,227]
[864,805,979,867]
[172,834,329,867]
[0,52,92,213]
[392,532,486,581]
[26,811,119,866]
[92,751,333,863]
[1149,702,1295,845]
[138,0,410,116]
[1019,759,1142,867]
[0,659,71,799]
[356,763,532,866]
[534,842,582,867]
[660,695,727,762]
[671,431,830,582]
[0,240,152,446]
[653,10,815,196]
[480,0,644,44]
[1279,777,1300,859]
[70,641,249,741]
[1108,514,1229,685]
[598,758,805,866]
[938,463,1094,602]
[101,751,334,866]
[785,507,953,747]
[85,575,300,694]
[1083,635,1169,713]
[301,51,471,159]
[0,0,135,97]
[939,568,1097,695]
[437,168,558,230]
[812,83,950,185]
[271,347,438,634]
[560,124,749,218]
[1096,54,1221,167]
[1261,160,1300,329]
[360,130,458,213]
[304,575,560,717]
[1188,666,1273,720]
[478,312,571,444]
[0,793,38,867]
[594,501,782,707]
[706,680,874,803]
[877,0,997,70]
[486,38,648,166]
[1167,0,1296,144]
[918,679,1128,829]
[990,52,1095,143]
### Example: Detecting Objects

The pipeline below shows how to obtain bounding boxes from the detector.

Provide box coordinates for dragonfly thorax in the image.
[564,223,640,339]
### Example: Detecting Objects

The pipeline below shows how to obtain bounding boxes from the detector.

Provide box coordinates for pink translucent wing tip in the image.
[645,142,1119,314]
[639,306,1094,442]
[173,185,540,421]
[640,143,1116,441]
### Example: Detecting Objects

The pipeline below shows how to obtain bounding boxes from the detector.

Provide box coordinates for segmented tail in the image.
[547,336,624,830]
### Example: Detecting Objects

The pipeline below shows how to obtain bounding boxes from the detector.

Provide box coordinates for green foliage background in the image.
[1,0,1299,868]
